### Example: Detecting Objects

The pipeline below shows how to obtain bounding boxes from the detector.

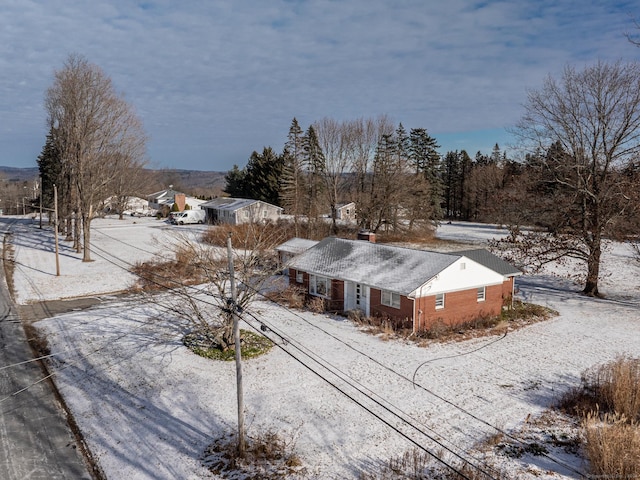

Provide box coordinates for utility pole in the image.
[227,233,245,455]
[39,176,43,229]
[54,185,60,277]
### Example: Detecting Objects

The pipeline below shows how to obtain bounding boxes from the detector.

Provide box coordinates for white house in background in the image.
[200,198,283,225]
[147,188,206,213]
[335,202,356,222]
[147,188,186,212]
[103,196,152,216]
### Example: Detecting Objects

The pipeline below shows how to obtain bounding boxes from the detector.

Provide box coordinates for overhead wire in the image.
[52,227,500,478]
[88,228,494,477]
[7,219,588,477]
[78,222,588,477]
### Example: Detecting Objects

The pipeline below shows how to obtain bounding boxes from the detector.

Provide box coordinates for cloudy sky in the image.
[1,1,638,172]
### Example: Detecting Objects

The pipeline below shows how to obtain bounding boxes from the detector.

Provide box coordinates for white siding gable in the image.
[411,257,505,297]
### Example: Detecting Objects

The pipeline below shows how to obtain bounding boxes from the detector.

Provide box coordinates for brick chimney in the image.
[357,230,376,243]
[173,193,186,211]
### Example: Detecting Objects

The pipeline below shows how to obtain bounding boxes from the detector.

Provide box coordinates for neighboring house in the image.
[147,188,186,212]
[335,202,356,222]
[103,196,152,216]
[275,238,320,270]
[147,188,206,214]
[286,237,521,332]
[200,198,283,225]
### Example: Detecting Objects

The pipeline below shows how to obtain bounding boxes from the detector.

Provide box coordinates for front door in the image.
[347,282,369,317]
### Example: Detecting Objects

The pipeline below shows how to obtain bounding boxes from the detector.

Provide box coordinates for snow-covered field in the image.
[6,215,640,479]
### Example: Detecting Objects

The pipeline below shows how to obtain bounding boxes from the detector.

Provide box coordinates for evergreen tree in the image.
[302,125,326,228]
[224,165,247,198]
[244,147,283,206]
[409,128,443,221]
[490,143,502,165]
[458,150,473,220]
[37,127,63,215]
[395,123,410,164]
[280,118,307,235]
[442,151,460,218]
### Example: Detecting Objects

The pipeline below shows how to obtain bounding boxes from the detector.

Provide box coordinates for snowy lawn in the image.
[6,216,640,479]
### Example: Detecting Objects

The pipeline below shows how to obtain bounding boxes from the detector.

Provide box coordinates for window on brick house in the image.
[310,274,330,297]
[477,286,486,302]
[381,290,401,309]
[296,271,303,283]
[435,293,445,309]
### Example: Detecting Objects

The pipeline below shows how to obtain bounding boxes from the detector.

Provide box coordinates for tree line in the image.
[225,116,451,237]
[223,116,533,233]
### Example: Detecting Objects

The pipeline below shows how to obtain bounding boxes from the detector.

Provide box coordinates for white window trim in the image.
[477,286,486,302]
[296,271,303,283]
[309,274,331,298]
[381,290,401,309]
[435,293,445,309]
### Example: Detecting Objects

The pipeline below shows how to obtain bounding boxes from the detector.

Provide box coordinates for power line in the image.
[6,223,490,477]
[7,220,588,477]
[242,284,589,478]
[69,224,589,477]
[89,234,495,475]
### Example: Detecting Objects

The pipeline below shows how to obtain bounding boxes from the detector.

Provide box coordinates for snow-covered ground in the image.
[6,215,640,479]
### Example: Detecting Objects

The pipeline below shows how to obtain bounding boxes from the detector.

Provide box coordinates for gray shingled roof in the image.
[200,198,282,212]
[455,249,522,277]
[287,237,460,295]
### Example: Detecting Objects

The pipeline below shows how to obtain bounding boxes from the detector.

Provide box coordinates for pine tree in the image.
[224,165,247,198]
[37,127,63,217]
[442,151,460,218]
[409,128,443,221]
[280,118,307,236]
[302,125,326,230]
[244,147,283,206]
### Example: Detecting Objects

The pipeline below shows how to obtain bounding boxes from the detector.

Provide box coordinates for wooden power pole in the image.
[54,184,60,277]
[227,233,245,455]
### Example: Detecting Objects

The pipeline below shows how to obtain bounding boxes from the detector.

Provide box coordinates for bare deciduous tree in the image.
[314,117,356,234]
[349,115,395,231]
[45,54,147,261]
[110,153,150,220]
[156,224,286,351]
[502,61,640,296]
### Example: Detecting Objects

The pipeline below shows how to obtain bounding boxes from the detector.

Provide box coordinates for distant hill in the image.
[152,169,227,197]
[0,166,40,182]
[0,166,228,197]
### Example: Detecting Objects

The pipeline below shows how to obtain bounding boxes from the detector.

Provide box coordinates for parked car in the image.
[172,209,206,225]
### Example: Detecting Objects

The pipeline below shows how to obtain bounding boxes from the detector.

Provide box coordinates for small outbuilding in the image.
[275,238,320,271]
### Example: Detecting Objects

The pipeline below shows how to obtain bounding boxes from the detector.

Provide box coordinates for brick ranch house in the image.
[286,236,521,333]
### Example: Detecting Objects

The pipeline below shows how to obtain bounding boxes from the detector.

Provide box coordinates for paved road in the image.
[0,276,94,479]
